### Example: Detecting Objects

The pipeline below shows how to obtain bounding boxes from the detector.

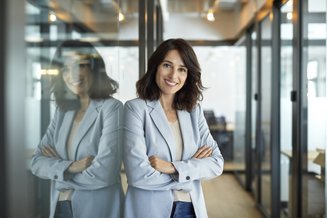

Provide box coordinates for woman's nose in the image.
[70,65,81,80]
[168,67,177,78]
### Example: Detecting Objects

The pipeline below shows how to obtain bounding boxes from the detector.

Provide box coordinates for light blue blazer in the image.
[31,98,124,218]
[123,98,224,218]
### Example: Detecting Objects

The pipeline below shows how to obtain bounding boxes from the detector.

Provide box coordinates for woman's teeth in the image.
[71,80,82,86]
[165,79,177,86]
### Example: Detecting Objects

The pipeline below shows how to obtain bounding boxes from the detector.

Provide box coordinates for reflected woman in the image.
[123,38,224,218]
[31,40,124,218]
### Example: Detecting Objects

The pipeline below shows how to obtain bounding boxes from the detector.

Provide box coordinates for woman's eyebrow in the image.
[162,60,186,68]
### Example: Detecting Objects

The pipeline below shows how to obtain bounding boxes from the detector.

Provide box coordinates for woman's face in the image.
[61,56,93,97]
[155,49,188,98]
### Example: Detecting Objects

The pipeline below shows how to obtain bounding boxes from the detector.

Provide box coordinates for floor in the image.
[202,173,263,218]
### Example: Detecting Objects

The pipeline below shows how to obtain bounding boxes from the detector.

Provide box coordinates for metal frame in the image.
[245,27,253,192]
[0,0,6,215]
[255,21,262,208]
[271,1,281,217]
[291,0,304,217]
[325,8,327,218]
[147,0,155,58]
[139,0,146,78]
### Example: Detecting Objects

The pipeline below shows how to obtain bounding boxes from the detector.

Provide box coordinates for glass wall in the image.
[193,46,246,172]
[280,0,293,217]
[301,0,326,217]
[24,0,140,216]
[260,15,273,216]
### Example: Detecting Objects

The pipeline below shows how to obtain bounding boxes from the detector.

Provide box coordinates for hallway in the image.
[203,174,262,218]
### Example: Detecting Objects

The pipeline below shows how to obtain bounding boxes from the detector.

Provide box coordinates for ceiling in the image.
[26,0,249,41]
[165,0,247,13]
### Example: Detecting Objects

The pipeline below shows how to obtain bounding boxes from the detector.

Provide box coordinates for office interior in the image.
[0,0,326,217]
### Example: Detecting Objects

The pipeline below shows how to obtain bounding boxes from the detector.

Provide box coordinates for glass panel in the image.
[280,1,293,217]
[24,0,133,216]
[233,46,247,184]
[193,46,246,172]
[302,0,326,217]
[261,15,272,215]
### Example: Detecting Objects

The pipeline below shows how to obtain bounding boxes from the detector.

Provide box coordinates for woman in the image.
[123,38,224,218]
[31,40,124,218]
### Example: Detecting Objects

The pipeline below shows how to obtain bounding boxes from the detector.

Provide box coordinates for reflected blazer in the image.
[31,98,124,218]
[123,98,224,218]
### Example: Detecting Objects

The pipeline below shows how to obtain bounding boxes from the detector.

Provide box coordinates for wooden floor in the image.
[202,173,263,218]
[121,173,263,218]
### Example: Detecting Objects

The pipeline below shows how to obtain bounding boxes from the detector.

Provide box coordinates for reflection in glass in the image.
[24,0,124,216]
[30,41,124,218]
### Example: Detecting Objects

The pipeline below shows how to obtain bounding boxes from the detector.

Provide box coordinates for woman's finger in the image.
[46,146,58,157]
[42,147,52,157]
[192,146,206,158]
[196,147,212,158]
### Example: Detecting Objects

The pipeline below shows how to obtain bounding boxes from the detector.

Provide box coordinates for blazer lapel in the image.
[148,100,176,161]
[72,100,101,159]
[177,110,197,160]
[57,111,75,160]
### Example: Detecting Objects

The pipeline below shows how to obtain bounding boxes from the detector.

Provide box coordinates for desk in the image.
[281,149,325,217]
[313,148,325,182]
[281,150,318,161]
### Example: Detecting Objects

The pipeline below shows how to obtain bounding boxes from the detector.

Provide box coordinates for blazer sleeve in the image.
[123,100,191,191]
[56,100,124,191]
[30,108,74,182]
[171,104,224,183]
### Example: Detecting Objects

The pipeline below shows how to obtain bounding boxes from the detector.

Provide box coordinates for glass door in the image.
[300,0,326,217]
[260,14,273,216]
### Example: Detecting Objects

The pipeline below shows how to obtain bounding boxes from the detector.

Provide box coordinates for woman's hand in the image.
[41,145,60,158]
[149,155,176,174]
[192,145,213,159]
[67,156,94,174]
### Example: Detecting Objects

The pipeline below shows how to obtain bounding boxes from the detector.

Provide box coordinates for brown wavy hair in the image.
[136,38,205,112]
[50,40,118,111]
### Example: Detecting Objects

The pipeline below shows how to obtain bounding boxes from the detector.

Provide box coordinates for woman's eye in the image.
[163,63,171,68]
[61,66,69,74]
[179,68,187,73]
[79,64,89,69]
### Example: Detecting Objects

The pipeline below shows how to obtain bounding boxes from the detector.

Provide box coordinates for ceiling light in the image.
[48,12,57,22]
[207,9,215,22]
[286,12,293,20]
[119,11,125,22]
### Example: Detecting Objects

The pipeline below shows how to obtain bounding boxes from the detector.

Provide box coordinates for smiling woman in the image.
[123,38,224,218]
[30,40,124,218]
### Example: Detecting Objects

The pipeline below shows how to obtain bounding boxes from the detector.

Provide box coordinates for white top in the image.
[58,119,80,201]
[169,120,192,202]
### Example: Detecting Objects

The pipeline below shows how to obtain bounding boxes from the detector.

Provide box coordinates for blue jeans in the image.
[54,201,73,218]
[170,201,196,218]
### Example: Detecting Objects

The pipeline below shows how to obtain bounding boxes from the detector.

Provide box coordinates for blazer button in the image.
[186,176,190,180]
[54,175,58,180]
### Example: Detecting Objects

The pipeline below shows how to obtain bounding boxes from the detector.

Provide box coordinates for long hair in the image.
[136,38,205,112]
[49,40,118,111]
